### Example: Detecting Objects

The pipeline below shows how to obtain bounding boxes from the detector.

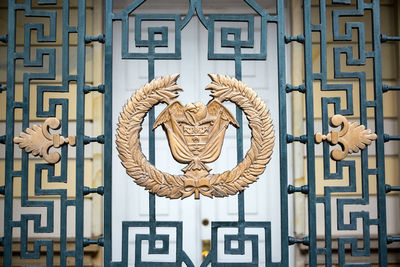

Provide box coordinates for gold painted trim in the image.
[315,114,377,161]
[116,74,275,199]
[13,118,75,164]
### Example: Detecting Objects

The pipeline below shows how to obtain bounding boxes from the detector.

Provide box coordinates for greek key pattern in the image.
[2,0,396,266]
[105,0,287,266]
[301,0,393,265]
[2,1,98,266]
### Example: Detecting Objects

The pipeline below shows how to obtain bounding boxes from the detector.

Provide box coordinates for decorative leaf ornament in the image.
[315,114,377,161]
[116,74,275,199]
[14,118,75,164]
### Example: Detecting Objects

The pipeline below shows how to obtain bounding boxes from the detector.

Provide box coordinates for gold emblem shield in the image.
[116,74,275,199]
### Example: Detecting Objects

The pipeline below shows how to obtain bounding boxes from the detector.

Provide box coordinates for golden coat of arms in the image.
[116,74,274,199]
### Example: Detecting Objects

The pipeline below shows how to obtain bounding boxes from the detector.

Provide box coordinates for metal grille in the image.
[1,0,399,266]
[2,0,93,266]
[104,1,287,266]
[303,1,388,265]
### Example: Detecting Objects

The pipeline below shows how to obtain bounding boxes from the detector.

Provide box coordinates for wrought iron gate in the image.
[1,0,399,266]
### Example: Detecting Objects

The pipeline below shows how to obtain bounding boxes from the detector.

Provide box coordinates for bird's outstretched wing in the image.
[206,100,239,128]
[152,100,185,130]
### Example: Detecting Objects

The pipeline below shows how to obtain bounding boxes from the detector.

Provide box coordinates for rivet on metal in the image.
[85,34,105,44]
[387,236,400,244]
[84,84,105,94]
[83,186,104,196]
[83,237,104,247]
[288,236,309,246]
[286,84,306,93]
[385,184,400,193]
[284,34,305,44]
[380,34,400,42]
[83,135,105,145]
[287,185,309,194]
[383,134,400,143]
[382,84,400,92]
[0,34,7,43]
[287,134,307,144]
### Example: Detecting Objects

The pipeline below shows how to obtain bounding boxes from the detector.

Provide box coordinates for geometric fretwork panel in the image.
[1,1,102,266]
[307,0,399,265]
[2,0,399,266]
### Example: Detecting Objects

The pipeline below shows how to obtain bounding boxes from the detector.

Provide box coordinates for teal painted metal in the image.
[104,0,290,265]
[2,0,396,266]
[305,0,391,266]
[3,0,90,266]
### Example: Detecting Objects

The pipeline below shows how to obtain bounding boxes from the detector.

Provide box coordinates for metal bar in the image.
[85,34,105,44]
[383,134,400,142]
[235,58,245,224]
[372,1,388,265]
[83,186,105,196]
[104,0,113,264]
[387,236,400,244]
[60,2,71,265]
[385,184,400,193]
[380,34,400,42]
[83,237,105,247]
[286,134,307,144]
[0,34,7,43]
[287,185,309,194]
[84,84,105,94]
[3,0,15,264]
[83,135,105,144]
[277,0,289,265]
[75,0,87,264]
[285,84,306,93]
[303,0,317,265]
[382,84,400,92]
[284,34,305,44]
[148,57,156,238]
[288,236,310,246]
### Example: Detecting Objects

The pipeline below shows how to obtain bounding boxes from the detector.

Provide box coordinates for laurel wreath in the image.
[116,74,274,199]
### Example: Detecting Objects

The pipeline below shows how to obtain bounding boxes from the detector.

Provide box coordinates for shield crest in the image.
[153,100,239,177]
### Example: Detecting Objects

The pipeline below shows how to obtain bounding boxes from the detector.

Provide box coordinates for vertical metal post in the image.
[75,0,87,265]
[372,1,388,265]
[4,0,16,265]
[303,0,317,265]
[148,58,156,241]
[277,0,289,265]
[235,58,245,225]
[104,0,113,264]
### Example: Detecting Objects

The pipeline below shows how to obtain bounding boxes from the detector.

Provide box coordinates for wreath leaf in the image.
[116,74,274,199]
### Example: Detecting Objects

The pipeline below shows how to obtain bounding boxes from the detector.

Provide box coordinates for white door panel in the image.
[112,10,291,265]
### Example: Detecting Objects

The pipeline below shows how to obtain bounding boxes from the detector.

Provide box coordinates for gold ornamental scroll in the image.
[14,118,76,164]
[315,115,377,161]
[116,74,275,199]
